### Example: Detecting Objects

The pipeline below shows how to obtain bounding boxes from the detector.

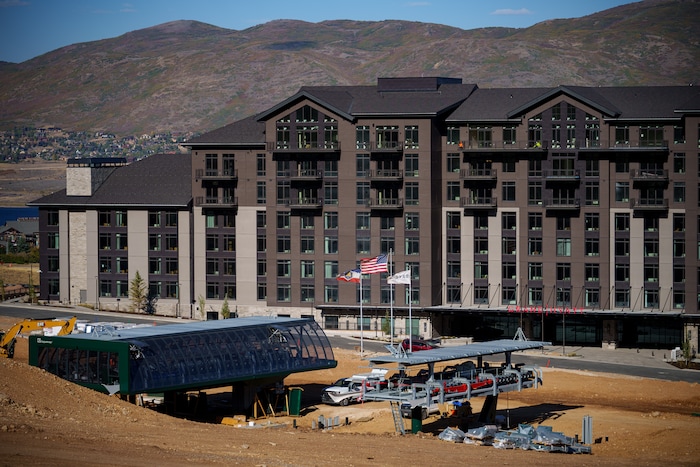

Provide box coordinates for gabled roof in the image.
[448,85,699,122]
[28,153,192,208]
[0,218,38,235]
[186,114,266,146]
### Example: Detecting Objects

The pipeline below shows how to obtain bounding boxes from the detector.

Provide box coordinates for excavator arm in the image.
[0,316,77,358]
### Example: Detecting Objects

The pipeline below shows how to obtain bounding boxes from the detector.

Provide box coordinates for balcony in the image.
[630,169,669,183]
[543,169,580,182]
[370,141,403,152]
[544,198,580,210]
[630,198,669,211]
[196,196,238,208]
[461,196,497,209]
[289,169,323,182]
[282,197,323,209]
[460,168,497,180]
[368,169,403,181]
[267,141,341,152]
[195,168,238,181]
[368,197,403,209]
[458,140,549,151]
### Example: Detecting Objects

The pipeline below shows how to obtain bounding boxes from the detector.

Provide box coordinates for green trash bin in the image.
[411,406,423,433]
[288,387,303,416]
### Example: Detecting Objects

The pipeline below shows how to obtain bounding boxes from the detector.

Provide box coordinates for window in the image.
[324,261,338,279]
[115,234,128,250]
[674,213,685,232]
[447,261,461,278]
[528,213,542,230]
[585,182,599,206]
[277,284,291,302]
[165,234,177,251]
[644,239,659,257]
[556,238,571,256]
[300,214,314,230]
[47,210,59,226]
[528,182,542,205]
[380,216,395,230]
[324,212,338,229]
[164,212,177,227]
[673,152,685,173]
[615,182,629,202]
[551,104,561,121]
[615,238,630,257]
[100,233,111,250]
[115,211,127,227]
[615,263,630,282]
[644,264,659,283]
[474,261,488,279]
[206,259,219,276]
[100,258,112,273]
[446,212,459,230]
[502,158,515,173]
[296,105,318,122]
[528,263,543,280]
[405,154,419,177]
[277,181,290,205]
[356,182,370,205]
[673,265,685,284]
[257,283,267,301]
[223,259,235,276]
[585,213,599,231]
[376,125,399,149]
[529,288,543,306]
[673,239,685,259]
[356,236,371,254]
[557,263,571,281]
[475,214,488,230]
[447,285,461,304]
[301,284,315,302]
[585,264,600,282]
[257,259,267,277]
[615,213,630,231]
[300,260,315,278]
[615,126,629,145]
[566,103,576,121]
[502,238,516,255]
[447,182,460,201]
[502,212,516,230]
[446,153,460,173]
[644,217,659,232]
[470,126,492,148]
[149,258,162,275]
[257,153,266,176]
[257,181,266,204]
[502,286,517,305]
[325,159,338,177]
[615,289,630,308]
[405,212,420,230]
[557,217,571,231]
[404,125,419,149]
[528,238,542,255]
[324,284,338,303]
[585,158,599,177]
[503,262,516,280]
[48,256,59,272]
[475,237,488,254]
[356,153,370,177]
[503,125,516,146]
[474,287,488,304]
[277,212,290,229]
[405,237,419,255]
[556,287,571,307]
[301,236,314,253]
[447,236,460,254]
[639,125,664,147]
[277,235,290,253]
[324,182,338,205]
[674,182,686,203]
[356,212,370,230]
[528,159,542,177]
[277,260,291,278]
[356,125,370,150]
[99,211,111,227]
[405,182,419,206]
[585,238,600,256]
[324,236,338,254]
[502,181,516,202]
[447,126,460,145]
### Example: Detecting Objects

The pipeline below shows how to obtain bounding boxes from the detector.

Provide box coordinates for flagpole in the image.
[408,266,412,353]
[389,248,394,347]
[359,272,364,354]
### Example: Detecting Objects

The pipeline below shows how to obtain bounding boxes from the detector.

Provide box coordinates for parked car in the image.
[321,368,389,406]
[400,338,438,352]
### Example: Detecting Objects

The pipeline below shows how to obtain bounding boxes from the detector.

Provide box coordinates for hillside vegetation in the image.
[0,0,698,135]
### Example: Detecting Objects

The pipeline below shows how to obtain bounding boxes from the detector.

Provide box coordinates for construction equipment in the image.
[0,316,77,358]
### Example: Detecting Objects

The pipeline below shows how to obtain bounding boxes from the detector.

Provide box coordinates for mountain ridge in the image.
[0,0,697,135]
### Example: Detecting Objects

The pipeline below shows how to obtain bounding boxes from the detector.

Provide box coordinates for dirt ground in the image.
[1,315,699,466]
[0,263,39,287]
[0,159,65,206]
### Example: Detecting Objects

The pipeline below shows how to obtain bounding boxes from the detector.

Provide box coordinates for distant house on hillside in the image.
[0,217,39,252]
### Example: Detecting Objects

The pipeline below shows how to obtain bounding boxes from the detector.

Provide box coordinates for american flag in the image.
[360,254,388,274]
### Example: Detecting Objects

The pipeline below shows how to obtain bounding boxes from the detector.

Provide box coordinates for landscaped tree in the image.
[197,294,206,320]
[129,271,147,313]
[144,292,158,315]
[221,294,230,319]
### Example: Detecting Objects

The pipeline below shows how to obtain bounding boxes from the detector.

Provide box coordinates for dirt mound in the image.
[1,318,699,466]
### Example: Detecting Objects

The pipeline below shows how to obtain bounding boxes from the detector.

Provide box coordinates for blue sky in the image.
[0,0,636,63]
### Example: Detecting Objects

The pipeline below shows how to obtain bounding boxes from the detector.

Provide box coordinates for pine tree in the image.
[221,294,230,319]
[129,271,147,313]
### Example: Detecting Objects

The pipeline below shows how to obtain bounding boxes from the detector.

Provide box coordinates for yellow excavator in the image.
[0,316,77,358]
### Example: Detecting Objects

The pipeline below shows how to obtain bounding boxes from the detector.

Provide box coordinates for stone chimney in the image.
[66,157,126,196]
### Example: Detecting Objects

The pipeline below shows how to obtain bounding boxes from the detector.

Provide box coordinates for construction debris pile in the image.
[438,424,592,454]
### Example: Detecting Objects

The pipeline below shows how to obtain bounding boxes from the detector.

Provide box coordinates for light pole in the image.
[95,275,99,311]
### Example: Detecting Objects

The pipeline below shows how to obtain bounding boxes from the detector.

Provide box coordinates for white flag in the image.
[387,269,411,285]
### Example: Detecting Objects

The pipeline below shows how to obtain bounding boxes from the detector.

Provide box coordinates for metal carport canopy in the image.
[366,339,550,367]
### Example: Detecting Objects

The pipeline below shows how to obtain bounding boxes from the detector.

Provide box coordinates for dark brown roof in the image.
[186,114,266,146]
[29,153,192,208]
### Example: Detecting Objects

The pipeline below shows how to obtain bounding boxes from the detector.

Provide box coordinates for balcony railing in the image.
[544,198,580,209]
[630,169,669,182]
[289,169,323,181]
[630,198,669,210]
[460,168,497,180]
[283,197,323,209]
[267,141,341,152]
[196,168,238,181]
[543,169,580,181]
[368,198,403,209]
[196,196,238,208]
[368,169,403,180]
[460,196,497,208]
[457,139,669,151]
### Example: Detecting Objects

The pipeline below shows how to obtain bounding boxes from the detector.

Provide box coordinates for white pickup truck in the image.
[321,368,389,406]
